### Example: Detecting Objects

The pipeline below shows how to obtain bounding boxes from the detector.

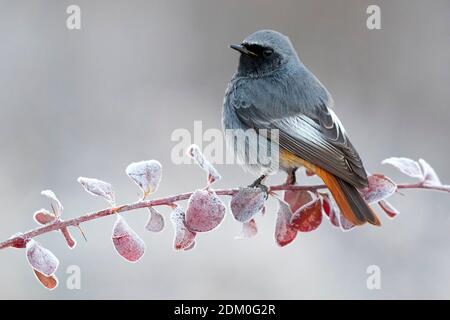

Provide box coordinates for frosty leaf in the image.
[187,144,221,185]
[185,189,226,232]
[360,174,397,204]
[418,159,442,186]
[230,187,266,223]
[275,199,297,247]
[126,160,162,198]
[320,193,340,227]
[145,207,164,232]
[41,190,63,217]
[382,157,423,179]
[33,269,58,290]
[26,239,59,276]
[60,226,77,249]
[170,205,196,250]
[33,209,56,225]
[378,200,399,218]
[291,196,323,232]
[112,215,146,263]
[77,177,115,206]
[184,241,196,251]
[284,189,313,213]
[235,219,258,239]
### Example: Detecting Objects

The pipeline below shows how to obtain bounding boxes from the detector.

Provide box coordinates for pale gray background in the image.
[0,0,449,299]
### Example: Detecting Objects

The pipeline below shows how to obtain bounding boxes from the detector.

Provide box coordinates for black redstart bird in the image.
[223,30,380,226]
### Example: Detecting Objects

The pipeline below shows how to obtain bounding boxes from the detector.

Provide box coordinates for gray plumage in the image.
[223,30,368,188]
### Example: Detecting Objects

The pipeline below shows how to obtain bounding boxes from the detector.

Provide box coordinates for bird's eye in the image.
[263,49,274,58]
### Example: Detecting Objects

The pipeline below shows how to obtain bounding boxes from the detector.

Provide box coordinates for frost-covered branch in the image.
[1,181,447,250]
[0,148,449,290]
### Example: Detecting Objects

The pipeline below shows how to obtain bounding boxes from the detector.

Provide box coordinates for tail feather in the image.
[318,170,381,226]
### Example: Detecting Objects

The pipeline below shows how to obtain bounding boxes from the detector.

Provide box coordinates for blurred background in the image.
[0,0,449,299]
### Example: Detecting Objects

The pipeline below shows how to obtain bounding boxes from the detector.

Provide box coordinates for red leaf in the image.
[291,196,323,232]
[26,239,59,276]
[33,209,56,225]
[230,187,266,223]
[320,193,340,227]
[145,207,164,232]
[184,241,196,251]
[378,200,399,218]
[283,189,313,213]
[185,189,226,232]
[382,157,423,179]
[320,193,354,231]
[236,219,258,239]
[112,215,146,262]
[33,269,58,290]
[360,174,397,204]
[60,226,76,249]
[275,199,297,247]
[170,205,196,251]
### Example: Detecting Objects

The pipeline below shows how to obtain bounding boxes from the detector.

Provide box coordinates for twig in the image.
[0,182,447,250]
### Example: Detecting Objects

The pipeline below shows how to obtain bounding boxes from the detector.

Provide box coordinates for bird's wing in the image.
[233,97,368,188]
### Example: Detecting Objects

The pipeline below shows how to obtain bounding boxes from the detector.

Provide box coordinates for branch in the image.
[3,151,448,291]
[1,181,446,250]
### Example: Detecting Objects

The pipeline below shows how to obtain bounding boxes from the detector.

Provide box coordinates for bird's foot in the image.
[284,168,298,185]
[248,175,269,196]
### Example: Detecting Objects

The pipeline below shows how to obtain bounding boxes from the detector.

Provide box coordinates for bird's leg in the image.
[285,168,298,185]
[248,174,268,194]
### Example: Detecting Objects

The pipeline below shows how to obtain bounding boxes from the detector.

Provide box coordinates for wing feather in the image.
[235,104,368,188]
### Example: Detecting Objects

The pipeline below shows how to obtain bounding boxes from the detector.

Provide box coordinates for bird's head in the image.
[230,30,298,77]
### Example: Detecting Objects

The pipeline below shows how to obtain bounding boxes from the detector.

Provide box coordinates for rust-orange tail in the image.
[318,170,381,226]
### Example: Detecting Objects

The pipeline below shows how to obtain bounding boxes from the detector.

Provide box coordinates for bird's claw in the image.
[248,175,269,198]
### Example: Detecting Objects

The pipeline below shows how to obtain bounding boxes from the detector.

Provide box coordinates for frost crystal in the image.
[187,145,221,185]
[112,215,146,263]
[77,177,116,206]
[170,205,196,250]
[26,239,59,276]
[230,187,266,223]
[126,160,162,198]
[41,190,63,217]
[185,189,226,232]
[275,199,297,247]
[145,207,165,232]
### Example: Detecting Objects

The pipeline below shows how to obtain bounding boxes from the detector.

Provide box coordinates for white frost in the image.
[33,208,56,225]
[145,207,165,232]
[418,159,442,186]
[26,239,59,276]
[382,157,423,179]
[125,160,162,198]
[77,177,115,206]
[112,215,146,263]
[187,144,221,185]
[41,190,63,217]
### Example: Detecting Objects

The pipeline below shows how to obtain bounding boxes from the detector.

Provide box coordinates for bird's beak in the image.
[230,44,258,56]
